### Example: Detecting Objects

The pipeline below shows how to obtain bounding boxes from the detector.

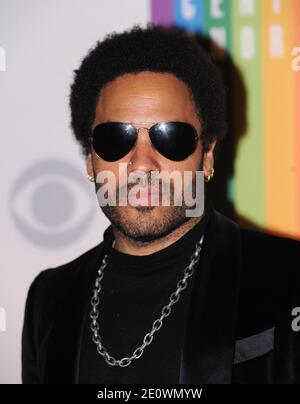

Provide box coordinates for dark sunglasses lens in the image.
[92,123,137,161]
[150,122,197,161]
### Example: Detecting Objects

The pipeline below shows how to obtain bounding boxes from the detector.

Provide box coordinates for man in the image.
[22,24,300,384]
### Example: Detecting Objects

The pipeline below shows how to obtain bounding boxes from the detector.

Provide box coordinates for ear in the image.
[203,139,217,178]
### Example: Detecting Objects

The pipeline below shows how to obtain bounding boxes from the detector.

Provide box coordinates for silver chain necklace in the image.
[90,234,205,368]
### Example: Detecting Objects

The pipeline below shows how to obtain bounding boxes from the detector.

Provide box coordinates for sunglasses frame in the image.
[89,121,199,162]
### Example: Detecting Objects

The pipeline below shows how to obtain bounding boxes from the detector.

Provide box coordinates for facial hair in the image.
[97,159,204,244]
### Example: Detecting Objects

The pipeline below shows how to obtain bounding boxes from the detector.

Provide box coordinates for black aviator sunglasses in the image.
[89,121,199,162]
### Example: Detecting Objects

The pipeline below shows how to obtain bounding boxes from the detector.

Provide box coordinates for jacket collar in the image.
[43,209,241,384]
[179,210,242,383]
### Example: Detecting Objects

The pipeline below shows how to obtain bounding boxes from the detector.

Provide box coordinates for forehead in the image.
[94,71,199,125]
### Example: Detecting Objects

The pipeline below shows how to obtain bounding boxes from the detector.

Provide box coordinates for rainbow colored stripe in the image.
[151,0,300,239]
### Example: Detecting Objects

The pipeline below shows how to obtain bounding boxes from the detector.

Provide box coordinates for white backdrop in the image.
[0,0,149,384]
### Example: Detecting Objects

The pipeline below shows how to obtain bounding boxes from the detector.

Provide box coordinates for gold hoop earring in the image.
[205,168,215,183]
[87,174,95,182]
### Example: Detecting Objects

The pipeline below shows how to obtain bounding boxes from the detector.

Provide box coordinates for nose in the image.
[128,127,160,173]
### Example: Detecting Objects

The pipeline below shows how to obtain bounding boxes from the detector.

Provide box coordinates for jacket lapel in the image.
[43,243,104,384]
[179,210,242,384]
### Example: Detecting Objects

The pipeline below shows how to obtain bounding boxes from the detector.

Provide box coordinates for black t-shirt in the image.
[79,208,212,384]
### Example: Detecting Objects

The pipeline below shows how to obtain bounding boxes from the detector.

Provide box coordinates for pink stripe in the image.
[151,0,173,26]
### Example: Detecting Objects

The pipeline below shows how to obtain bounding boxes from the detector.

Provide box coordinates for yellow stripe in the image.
[262,0,297,236]
[293,0,300,239]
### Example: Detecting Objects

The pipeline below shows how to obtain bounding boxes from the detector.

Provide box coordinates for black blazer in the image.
[22,210,300,384]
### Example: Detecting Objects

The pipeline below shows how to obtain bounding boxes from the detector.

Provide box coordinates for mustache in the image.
[120,172,173,194]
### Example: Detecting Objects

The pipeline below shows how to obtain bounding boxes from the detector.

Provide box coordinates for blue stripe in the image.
[174,0,204,33]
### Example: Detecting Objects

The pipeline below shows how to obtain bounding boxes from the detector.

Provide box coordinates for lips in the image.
[130,187,161,205]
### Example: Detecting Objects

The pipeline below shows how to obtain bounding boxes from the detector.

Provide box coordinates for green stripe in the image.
[230,0,265,226]
[202,0,232,51]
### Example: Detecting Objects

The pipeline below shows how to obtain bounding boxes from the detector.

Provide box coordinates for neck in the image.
[111,215,204,256]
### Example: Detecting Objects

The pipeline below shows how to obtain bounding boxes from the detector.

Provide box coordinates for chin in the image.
[101,205,189,243]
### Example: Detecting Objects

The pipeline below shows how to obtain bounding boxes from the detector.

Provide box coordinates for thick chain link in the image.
[90,234,205,367]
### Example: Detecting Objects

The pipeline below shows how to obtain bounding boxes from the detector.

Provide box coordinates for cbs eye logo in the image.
[9,159,94,248]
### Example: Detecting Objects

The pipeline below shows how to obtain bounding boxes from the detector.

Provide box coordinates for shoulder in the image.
[236,225,300,336]
[240,225,300,260]
[239,226,300,289]
[25,242,104,318]
[34,241,102,289]
[212,209,300,282]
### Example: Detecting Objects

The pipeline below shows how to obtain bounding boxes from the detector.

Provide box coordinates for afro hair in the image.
[69,23,227,159]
